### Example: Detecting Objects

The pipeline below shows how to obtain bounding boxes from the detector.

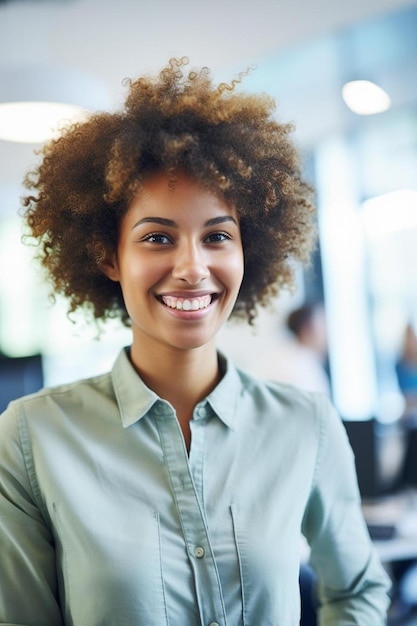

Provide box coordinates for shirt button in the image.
[194,546,205,558]
[197,405,209,418]
[209,622,219,626]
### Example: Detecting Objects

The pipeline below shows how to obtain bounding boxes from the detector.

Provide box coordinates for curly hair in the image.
[22,57,316,326]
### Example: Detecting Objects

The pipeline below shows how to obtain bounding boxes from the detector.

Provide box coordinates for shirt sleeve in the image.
[301,395,391,626]
[0,403,64,626]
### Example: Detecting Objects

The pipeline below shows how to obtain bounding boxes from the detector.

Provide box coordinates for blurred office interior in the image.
[1,0,417,621]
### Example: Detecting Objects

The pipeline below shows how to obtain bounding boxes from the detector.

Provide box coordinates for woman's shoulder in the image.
[236,360,325,399]
[0,369,114,427]
[232,359,333,422]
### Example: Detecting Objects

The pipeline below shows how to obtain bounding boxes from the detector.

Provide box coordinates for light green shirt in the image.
[0,347,390,625]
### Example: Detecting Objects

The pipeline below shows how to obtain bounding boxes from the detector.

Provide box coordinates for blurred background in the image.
[1,0,417,620]
[1,0,416,416]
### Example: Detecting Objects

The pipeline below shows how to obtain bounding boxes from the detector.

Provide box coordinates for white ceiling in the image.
[1,0,417,215]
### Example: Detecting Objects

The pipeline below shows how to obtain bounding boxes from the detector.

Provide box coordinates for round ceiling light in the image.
[342,79,391,115]
[0,101,87,144]
[0,65,110,144]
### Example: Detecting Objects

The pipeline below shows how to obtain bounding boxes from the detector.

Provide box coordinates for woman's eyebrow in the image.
[204,216,238,227]
[132,215,237,230]
[132,217,176,229]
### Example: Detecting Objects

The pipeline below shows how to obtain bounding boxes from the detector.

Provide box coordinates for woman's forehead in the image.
[124,171,239,225]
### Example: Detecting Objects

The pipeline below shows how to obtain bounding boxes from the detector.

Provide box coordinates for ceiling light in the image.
[342,80,391,115]
[0,65,110,144]
[0,102,87,144]
[362,189,417,237]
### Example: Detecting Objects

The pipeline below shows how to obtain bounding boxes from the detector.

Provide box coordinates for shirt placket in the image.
[153,400,227,626]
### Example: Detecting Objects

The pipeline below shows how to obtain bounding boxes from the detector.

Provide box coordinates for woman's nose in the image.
[171,243,210,284]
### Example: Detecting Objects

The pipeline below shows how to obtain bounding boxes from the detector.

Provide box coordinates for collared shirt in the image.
[0,348,390,625]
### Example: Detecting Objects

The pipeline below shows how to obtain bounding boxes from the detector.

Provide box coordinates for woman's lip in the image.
[157,291,216,298]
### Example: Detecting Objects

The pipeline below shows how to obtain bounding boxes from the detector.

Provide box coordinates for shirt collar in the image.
[204,352,241,430]
[111,347,242,430]
[111,347,159,428]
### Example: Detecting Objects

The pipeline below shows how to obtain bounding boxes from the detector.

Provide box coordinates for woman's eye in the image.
[143,233,171,244]
[205,232,231,243]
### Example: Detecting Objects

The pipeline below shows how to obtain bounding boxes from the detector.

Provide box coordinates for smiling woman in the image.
[0,57,390,626]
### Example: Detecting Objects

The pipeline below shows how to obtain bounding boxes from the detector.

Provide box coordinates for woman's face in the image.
[104,172,244,355]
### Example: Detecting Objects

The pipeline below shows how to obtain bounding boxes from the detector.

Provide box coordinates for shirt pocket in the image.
[230,503,301,626]
[52,496,168,626]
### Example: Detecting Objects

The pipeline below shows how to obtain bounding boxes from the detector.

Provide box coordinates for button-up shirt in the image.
[0,348,390,625]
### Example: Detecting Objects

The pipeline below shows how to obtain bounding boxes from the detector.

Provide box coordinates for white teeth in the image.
[161,295,212,311]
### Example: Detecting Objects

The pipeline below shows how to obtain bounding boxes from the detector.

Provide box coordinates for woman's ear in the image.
[101,254,120,282]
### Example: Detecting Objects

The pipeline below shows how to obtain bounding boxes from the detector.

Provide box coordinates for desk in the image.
[372,537,417,563]
[362,490,417,563]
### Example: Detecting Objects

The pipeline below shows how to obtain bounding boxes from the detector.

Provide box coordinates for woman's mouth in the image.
[159,294,215,311]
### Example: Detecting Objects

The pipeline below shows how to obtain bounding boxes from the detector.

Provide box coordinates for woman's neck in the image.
[129,340,220,418]
[129,341,220,453]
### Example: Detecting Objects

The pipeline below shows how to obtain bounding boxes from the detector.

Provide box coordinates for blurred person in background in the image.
[256,301,331,396]
[285,301,330,395]
[396,321,417,425]
[0,58,390,625]
[394,321,417,491]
